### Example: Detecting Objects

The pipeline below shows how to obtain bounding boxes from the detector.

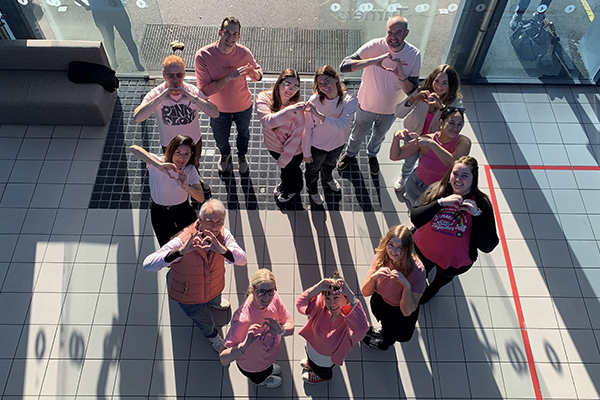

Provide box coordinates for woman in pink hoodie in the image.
[256,68,306,203]
[296,272,369,384]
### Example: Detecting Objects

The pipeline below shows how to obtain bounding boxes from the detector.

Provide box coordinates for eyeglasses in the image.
[222,29,240,38]
[443,106,466,113]
[166,73,185,79]
[282,81,300,90]
[255,288,277,297]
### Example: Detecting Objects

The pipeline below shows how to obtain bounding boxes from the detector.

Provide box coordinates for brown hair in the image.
[419,64,462,106]
[313,65,346,107]
[374,225,416,277]
[164,135,199,168]
[162,55,185,70]
[421,156,484,205]
[246,268,276,297]
[220,16,241,31]
[270,68,301,112]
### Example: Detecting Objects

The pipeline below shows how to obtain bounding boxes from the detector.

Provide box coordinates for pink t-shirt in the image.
[369,255,427,307]
[302,92,358,157]
[356,38,421,115]
[255,91,305,168]
[416,132,460,185]
[414,205,474,269]
[194,42,262,113]
[223,293,292,373]
[142,82,207,147]
[296,289,369,366]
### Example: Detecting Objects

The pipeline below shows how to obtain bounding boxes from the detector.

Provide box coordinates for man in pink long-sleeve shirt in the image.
[195,16,263,174]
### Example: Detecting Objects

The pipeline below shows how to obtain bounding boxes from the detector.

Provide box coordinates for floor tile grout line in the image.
[484,165,543,400]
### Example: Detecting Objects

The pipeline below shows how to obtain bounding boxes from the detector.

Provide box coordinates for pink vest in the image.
[168,222,226,304]
[416,132,460,185]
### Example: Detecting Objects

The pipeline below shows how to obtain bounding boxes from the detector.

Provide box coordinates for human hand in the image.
[179,231,202,255]
[372,267,392,279]
[389,269,411,288]
[424,92,444,108]
[304,156,313,164]
[231,64,253,79]
[178,85,196,102]
[460,199,479,215]
[411,90,431,103]
[381,54,406,79]
[241,323,264,350]
[289,101,306,112]
[262,317,285,335]
[439,193,463,208]
[415,135,433,151]
[373,53,391,68]
[174,169,188,188]
[202,229,227,254]
[158,162,179,177]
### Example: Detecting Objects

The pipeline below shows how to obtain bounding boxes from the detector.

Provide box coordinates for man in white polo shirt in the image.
[336,16,421,176]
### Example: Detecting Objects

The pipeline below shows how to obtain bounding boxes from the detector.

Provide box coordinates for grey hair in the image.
[199,199,226,219]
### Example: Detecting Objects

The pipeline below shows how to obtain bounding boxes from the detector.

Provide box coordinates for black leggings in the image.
[307,355,334,380]
[237,363,273,384]
[150,201,197,246]
[415,245,473,301]
[269,151,304,196]
[370,292,419,346]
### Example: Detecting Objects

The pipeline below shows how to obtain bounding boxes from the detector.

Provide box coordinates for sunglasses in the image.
[443,106,466,113]
[166,73,185,79]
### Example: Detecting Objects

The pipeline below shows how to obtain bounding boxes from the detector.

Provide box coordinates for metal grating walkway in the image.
[140,25,363,74]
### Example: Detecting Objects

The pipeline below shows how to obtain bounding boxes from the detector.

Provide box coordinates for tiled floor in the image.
[0,82,599,399]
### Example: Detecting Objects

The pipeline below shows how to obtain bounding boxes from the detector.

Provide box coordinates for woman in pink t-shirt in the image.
[361,225,426,351]
[410,156,499,304]
[390,107,471,207]
[296,272,369,384]
[256,68,306,203]
[393,64,463,193]
[220,269,294,389]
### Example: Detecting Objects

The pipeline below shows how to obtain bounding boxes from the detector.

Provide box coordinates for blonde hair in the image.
[163,55,185,69]
[374,225,416,277]
[246,269,276,297]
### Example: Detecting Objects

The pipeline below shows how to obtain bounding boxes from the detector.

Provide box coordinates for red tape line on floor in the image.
[484,164,543,400]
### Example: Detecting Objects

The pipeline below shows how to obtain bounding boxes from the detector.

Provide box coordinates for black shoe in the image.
[336,154,355,171]
[418,285,437,305]
[368,156,379,175]
[363,335,389,351]
[200,180,212,200]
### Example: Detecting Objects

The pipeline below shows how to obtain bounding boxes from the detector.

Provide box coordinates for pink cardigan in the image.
[296,289,369,366]
[255,91,305,168]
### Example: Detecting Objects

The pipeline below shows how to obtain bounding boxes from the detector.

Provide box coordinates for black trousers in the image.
[304,144,344,195]
[237,362,274,384]
[370,292,419,347]
[150,201,197,246]
[307,355,334,380]
[269,151,304,196]
[415,245,473,302]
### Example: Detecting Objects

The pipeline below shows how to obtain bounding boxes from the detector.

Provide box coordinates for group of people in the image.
[132,13,500,389]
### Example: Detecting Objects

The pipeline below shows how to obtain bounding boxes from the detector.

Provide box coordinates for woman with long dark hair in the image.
[410,156,499,304]
[256,68,305,202]
[130,135,204,246]
[302,65,358,205]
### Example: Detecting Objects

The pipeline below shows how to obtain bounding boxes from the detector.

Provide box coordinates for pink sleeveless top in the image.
[414,204,473,269]
[416,132,460,185]
[421,112,435,136]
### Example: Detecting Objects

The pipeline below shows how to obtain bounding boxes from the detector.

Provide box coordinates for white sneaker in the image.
[208,298,231,310]
[394,176,407,192]
[255,374,282,388]
[218,154,232,173]
[208,333,224,352]
[327,179,341,193]
[277,192,296,203]
[271,363,281,375]
[310,193,323,205]
[273,183,283,197]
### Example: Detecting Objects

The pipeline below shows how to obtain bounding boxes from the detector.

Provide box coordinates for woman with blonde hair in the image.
[302,65,358,205]
[361,225,426,350]
[220,269,294,388]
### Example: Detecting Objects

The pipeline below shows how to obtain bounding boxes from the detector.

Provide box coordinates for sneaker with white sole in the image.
[368,156,380,175]
[310,193,323,205]
[336,154,355,171]
[277,192,296,203]
[327,179,341,193]
[208,333,224,352]
[273,183,283,197]
[255,375,282,388]
[208,298,231,310]
[271,363,281,375]
[393,176,407,192]
[300,358,310,370]
[302,370,331,384]
[218,154,232,173]
[238,155,249,174]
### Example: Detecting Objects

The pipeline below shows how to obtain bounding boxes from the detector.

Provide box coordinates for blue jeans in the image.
[345,106,396,158]
[404,170,430,208]
[401,152,421,179]
[209,105,252,156]
[177,294,222,338]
